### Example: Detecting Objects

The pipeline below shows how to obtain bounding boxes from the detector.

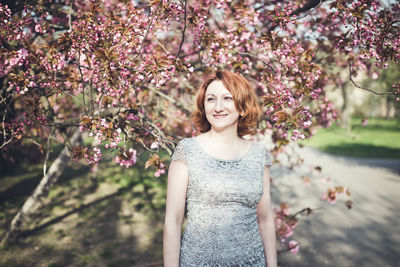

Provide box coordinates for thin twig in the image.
[76,52,88,114]
[64,91,84,106]
[134,2,161,59]
[147,86,191,117]
[68,2,72,31]
[0,129,14,150]
[175,0,187,59]
[0,92,15,149]
[292,207,322,218]
[155,39,169,54]
[148,86,177,104]
[348,65,397,95]
[83,52,94,116]
[234,49,277,74]
[72,61,93,70]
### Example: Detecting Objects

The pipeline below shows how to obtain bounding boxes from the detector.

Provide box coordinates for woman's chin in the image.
[209,122,238,132]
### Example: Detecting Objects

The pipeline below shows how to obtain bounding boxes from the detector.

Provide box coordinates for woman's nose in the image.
[215,99,224,111]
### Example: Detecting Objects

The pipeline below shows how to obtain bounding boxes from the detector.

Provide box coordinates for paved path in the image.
[271,146,400,267]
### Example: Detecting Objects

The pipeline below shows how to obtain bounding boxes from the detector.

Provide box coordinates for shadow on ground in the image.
[275,146,400,267]
[278,193,400,267]
[0,160,166,267]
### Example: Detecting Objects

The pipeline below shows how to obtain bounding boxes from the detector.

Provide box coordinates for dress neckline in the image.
[191,137,254,162]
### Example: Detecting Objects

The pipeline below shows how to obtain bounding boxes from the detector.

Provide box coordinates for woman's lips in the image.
[213,114,227,119]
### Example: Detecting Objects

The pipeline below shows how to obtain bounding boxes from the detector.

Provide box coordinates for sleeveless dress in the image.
[171,137,272,267]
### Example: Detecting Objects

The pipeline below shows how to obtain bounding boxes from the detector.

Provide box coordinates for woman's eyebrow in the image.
[206,93,232,97]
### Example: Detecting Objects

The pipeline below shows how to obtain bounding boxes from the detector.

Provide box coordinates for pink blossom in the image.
[115,148,137,168]
[150,141,159,149]
[288,240,299,254]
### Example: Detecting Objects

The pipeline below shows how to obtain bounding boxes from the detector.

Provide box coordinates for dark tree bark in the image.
[291,0,325,16]
[265,0,326,33]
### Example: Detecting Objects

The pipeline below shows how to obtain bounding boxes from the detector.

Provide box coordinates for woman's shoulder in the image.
[171,137,195,164]
[252,142,272,167]
[173,137,196,153]
[176,137,194,147]
[251,141,267,151]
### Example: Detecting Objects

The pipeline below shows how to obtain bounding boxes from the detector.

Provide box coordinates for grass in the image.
[0,153,166,267]
[301,117,400,159]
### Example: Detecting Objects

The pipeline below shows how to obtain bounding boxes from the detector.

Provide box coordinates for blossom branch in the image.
[147,86,191,117]
[134,2,161,59]
[234,49,277,74]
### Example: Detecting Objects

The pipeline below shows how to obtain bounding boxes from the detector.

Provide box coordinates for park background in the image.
[1,0,399,266]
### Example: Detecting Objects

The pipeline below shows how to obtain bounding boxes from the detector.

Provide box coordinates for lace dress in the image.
[171,137,272,267]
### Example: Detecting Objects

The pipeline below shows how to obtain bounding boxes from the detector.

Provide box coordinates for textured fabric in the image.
[171,137,272,267]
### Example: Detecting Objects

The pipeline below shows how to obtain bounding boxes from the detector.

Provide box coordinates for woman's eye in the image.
[207,98,215,102]
[225,96,233,100]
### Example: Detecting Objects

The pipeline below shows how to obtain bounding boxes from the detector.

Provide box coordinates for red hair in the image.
[191,70,261,137]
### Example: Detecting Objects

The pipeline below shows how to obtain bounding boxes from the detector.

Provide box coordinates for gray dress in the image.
[171,137,272,267]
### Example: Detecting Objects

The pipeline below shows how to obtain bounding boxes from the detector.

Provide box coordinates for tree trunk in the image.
[0,129,82,246]
[340,83,351,134]
[385,96,391,120]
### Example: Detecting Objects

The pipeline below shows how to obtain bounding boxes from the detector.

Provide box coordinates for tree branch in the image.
[175,0,187,59]
[43,128,55,176]
[233,49,277,74]
[265,0,326,32]
[68,2,72,31]
[134,2,161,60]
[292,207,322,218]
[292,0,325,17]
[0,91,15,149]
[348,65,397,96]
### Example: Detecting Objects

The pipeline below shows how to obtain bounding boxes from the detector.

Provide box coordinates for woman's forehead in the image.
[206,80,231,95]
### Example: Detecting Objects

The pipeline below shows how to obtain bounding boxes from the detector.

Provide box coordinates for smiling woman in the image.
[163,70,277,267]
[192,70,261,137]
[203,80,241,134]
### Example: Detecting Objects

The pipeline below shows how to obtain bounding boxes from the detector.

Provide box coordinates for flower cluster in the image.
[274,203,300,254]
[322,186,351,204]
[331,0,400,69]
[72,145,102,165]
[154,162,166,177]
[115,148,137,168]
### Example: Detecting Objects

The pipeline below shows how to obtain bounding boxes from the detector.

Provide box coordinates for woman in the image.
[163,70,277,267]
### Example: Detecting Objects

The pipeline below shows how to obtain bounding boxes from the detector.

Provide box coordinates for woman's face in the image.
[204,80,240,132]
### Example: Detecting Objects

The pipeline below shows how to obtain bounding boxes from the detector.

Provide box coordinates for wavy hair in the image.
[191,70,261,137]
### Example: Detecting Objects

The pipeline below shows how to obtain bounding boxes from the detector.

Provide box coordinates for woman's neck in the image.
[207,127,241,145]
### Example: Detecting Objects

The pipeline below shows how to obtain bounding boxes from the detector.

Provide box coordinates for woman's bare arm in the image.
[257,166,278,267]
[163,159,189,267]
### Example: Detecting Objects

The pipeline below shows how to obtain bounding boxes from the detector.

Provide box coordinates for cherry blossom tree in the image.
[0,0,398,250]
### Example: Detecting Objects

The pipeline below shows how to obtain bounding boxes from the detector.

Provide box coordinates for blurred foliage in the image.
[301,117,400,158]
